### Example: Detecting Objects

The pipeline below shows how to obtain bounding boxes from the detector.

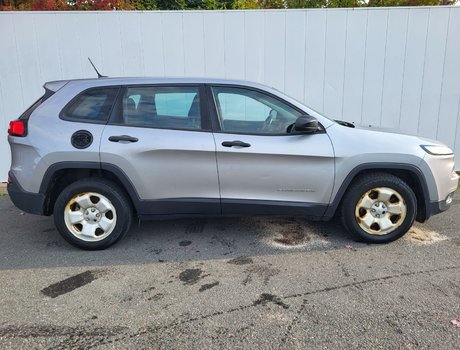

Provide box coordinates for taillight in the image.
[8,120,26,137]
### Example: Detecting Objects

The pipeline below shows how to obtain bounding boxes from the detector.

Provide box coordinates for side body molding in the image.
[39,161,432,221]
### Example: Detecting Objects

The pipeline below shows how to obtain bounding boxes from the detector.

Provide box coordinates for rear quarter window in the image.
[61,87,119,123]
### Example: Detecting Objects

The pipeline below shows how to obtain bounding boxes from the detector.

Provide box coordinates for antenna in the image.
[87,57,107,78]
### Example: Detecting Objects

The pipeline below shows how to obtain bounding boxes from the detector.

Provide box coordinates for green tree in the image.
[216,0,237,8]
[327,0,364,7]
[232,0,259,8]
[131,0,157,9]
[367,0,455,5]
[156,0,185,9]
[258,0,285,7]
[286,0,324,7]
[233,0,285,7]
[185,0,216,8]
[1,0,458,12]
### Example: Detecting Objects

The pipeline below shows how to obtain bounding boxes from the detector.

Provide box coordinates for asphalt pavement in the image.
[0,193,459,349]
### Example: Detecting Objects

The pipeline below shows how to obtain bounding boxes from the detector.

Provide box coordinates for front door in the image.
[209,86,335,216]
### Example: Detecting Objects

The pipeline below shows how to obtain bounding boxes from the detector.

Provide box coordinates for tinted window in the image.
[121,86,201,130]
[63,87,118,123]
[212,87,302,134]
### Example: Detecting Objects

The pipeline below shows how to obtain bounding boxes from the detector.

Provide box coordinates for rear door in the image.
[100,84,220,216]
[208,85,335,216]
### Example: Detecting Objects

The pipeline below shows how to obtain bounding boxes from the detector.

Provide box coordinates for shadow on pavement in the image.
[0,196,363,270]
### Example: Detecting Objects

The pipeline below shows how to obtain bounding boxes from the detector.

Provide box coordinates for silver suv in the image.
[7,78,458,250]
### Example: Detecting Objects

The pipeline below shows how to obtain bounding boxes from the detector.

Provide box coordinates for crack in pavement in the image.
[84,264,460,349]
[282,264,460,299]
[0,324,127,339]
[3,265,457,349]
[279,298,308,346]
[279,264,460,344]
[324,251,352,279]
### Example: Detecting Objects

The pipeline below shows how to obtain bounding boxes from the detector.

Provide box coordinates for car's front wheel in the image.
[341,173,416,243]
[54,179,133,250]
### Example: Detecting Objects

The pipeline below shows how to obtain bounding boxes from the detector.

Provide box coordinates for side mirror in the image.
[294,116,319,133]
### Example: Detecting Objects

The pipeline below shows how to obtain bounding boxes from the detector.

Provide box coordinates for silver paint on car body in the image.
[8,77,458,219]
[212,132,334,205]
[100,125,220,204]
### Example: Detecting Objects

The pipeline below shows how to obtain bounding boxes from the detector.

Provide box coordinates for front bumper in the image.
[7,172,45,215]
[428,193,455,217]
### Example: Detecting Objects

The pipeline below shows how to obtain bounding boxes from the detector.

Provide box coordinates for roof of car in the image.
[46,77,274,91]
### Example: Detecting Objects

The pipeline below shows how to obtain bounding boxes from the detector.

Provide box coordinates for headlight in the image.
[420,145,454,156]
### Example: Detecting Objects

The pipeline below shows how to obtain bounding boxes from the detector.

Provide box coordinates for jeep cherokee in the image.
[7,78,458,249]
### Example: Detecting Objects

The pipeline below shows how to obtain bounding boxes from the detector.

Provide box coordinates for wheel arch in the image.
[324,163,431,223]
[39,162,141,216]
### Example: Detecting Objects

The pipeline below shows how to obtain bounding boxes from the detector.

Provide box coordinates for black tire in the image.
[53,178,133,250]
[340,173,416,243]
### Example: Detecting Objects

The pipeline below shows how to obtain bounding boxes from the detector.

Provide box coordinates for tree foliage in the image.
[0,0,457,11]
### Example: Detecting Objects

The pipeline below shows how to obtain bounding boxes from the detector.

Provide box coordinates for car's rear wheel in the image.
[341,173,416,243]
[54,179,133,250]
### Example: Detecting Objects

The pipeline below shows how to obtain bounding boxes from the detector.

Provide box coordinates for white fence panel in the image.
[304,10,327,112]
[285,11,306,102]
[244,11,265,83]
[399,9,430,135]
[323,10,347,120]
[381,9,409,130]
[141,12,165,77]
[203,12,225,78]
[183,12,206,76]
[1,7,460,181]
[264,11,286,90]
[439,9,460,150]
[418,8,450,139]
[362,10,388,128]
[342,9,367,126]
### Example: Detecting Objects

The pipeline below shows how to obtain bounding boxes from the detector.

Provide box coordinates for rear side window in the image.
[117,86,202,130]
[62,87,118,123]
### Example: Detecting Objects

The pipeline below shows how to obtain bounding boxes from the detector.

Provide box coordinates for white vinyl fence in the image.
[1,7,460,181]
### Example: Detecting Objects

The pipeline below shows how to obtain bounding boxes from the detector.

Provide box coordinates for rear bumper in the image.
[7,172,45,215]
